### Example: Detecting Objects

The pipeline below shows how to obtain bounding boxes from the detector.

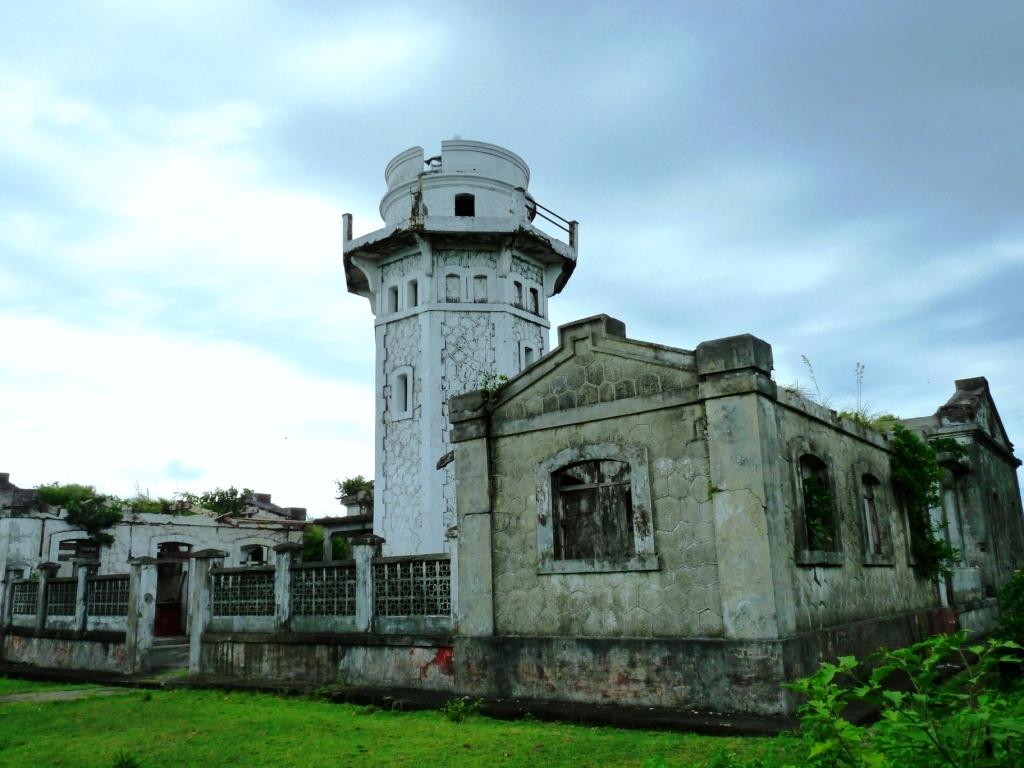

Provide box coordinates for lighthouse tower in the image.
[343,140,577,556]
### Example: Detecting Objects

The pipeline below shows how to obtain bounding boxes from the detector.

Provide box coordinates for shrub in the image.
[441,696,482,723]
[997,570,1024,647]
[785,631,1024,767]
[176,486,252,517]
[111,750,142,768]
[36,482,122,545]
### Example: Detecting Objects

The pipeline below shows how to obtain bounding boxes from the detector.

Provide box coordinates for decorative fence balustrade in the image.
[198,550,453,636]
[3,572,130,631]
[291,562,357,617]
[211,567,275,617]
[86,575,130,617]
[46,579,77,616]
[10,581,38,618]
[373,556,451,617]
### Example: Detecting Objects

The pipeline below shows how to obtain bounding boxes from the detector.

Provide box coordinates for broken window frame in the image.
[855,465,895,566]
[535,443,659,575]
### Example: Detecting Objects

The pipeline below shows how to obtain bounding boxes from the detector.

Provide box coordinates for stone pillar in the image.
[696,334,794,641]
[127,557,159,673]
[273,542,303,632]
[449,390,495,636]
[36,562,60,631]
[73,560,97,633]
[322,530,333,562]
[351,535,384,633]
[187,549,226,674]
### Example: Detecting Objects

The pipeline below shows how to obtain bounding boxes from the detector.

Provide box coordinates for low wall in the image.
[2,626,128,674]
[200,632,457,691]
[455,635,789,716]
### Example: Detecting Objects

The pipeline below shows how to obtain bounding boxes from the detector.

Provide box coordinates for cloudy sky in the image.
[1,1,1021,516]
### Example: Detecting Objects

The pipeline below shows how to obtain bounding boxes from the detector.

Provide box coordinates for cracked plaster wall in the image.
[487,401,722,638]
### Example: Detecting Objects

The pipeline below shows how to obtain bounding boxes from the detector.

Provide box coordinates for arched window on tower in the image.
[799,454,837,552]
[454,193,475,217]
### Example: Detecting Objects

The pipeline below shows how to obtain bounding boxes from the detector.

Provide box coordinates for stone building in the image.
[447,316,1024,714]
[0,473,304,637]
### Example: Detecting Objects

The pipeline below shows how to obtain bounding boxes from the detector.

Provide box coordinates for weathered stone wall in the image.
[200,632,456,691]
[2,628,128,673]
[772,394,938,633]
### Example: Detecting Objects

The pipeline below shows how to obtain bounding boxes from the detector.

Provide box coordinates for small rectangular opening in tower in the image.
[529,287,540,315]
[397,373,409,413]
[454,193,475,217]
[524,346,536,366]
[513,281,523,308]
[473,275,488,303]
[407,279,419,308]
[446,274,461,302]
[387,285,399,313]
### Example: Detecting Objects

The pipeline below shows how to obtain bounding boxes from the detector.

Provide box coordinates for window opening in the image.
[528,287,540,315]
[243,545,266,565]
[513,281,524,308]
[473,275,488,303]
[454,193,475,217]
[58,539,99,562]
[397,373,409,413]
[446,274,461,303]
[407,279,419,308]
[800,455,837,551]
[524,346,536,366]
[552,460,634,561]
[862,474,883,556]
[387,285,399,313]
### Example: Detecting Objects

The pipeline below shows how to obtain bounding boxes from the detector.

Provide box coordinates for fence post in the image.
[187,549,226,674]
[351,535,384,633]
[73,560,97,633]
[273,542,303,632]
[36,562,60,631]
[127,557,159,673]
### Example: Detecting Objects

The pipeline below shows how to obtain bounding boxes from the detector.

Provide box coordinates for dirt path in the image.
[0,687,132,704]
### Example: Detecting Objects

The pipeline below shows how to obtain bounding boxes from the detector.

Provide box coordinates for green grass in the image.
[0,680,799,767]
[0,677,93,695]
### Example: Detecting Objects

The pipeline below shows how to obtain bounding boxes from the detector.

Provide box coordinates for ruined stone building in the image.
[4,140,1022,716]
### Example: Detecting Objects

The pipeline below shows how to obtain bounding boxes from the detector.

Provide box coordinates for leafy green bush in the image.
[36,482,122,545]
[889,426,959,580]
[336,475,373,499]
[177,486,252,517]
[111,750,142,768]
[441,696,482,723]
[301,526,349,562]
[785,631,1024,767]
[997,570,1024,647]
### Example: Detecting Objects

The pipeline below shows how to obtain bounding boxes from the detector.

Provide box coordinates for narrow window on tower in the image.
[390,367,413,420]
[513,281,524,308]
[387,285,399,313]
[473,275,488,303]
[446,274,461,302]
[529,287,540,315]
[454,193,475,217]
[407,279,419,308]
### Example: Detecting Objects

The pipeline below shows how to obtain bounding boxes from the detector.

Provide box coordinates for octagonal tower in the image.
[343,140,577,556]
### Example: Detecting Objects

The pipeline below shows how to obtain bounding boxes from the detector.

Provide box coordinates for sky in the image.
[1,1,1022,516]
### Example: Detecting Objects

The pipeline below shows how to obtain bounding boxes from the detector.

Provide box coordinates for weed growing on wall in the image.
[889,425,960,580]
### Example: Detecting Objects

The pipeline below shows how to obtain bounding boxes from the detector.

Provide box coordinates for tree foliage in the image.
[35,483,122,545]
[336,475,373,501]
[889,426,959,580]
[301,525,348,562]
[177,486,253,517]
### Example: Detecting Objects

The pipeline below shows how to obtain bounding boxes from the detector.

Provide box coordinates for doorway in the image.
[155,542,191,636]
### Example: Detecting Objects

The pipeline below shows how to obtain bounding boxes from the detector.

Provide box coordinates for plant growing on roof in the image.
[35,483,122,545]
[336,475,373,500]
[176,486,253,517]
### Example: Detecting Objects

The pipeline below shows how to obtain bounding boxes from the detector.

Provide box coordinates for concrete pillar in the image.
[36,562,60,631]
[273,542,303,632]
[127,557,159,673]
[696,334,795,641]
[187,549,226,674]
[322,530,333,562]
[454,441,494,635]
[73,560,97,633]
[351,535,384,633]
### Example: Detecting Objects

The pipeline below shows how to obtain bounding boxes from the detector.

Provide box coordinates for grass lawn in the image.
[0,677,95,695]
[0,679,800,767]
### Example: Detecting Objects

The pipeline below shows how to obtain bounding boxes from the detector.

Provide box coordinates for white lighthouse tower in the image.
[343,140,577,556]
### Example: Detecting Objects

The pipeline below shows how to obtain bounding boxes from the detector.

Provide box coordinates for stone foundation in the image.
[2,626,128,673]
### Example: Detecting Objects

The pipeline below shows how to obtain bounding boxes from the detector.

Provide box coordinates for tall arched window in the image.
[861,474,883,556]
[552,460,634,560]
